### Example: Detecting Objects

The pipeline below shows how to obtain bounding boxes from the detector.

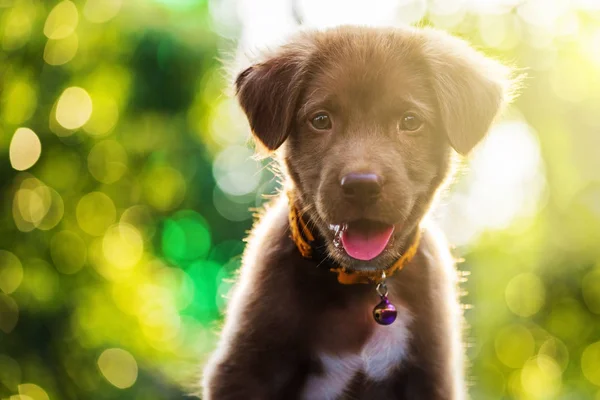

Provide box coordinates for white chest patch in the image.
[301,312,411,400]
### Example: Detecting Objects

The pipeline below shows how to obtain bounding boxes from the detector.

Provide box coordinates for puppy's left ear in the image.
[235,43,311,152]
[421,29,519,155]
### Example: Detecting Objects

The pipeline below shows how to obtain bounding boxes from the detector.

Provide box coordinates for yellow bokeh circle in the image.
[87,140,128,184]
[538,337,569,373]
[2,81,37,125]
[120,205,155,237]
[44,34,78,66]
[583,269,600,314]
[83,0,123,23]
[0,250,23,294]
[55,87,93,130]
[495,324,535,369]
[44,1,78,39]
[37,188,64,231]
[0,354,21,392]
[102,223,143,269]
[142,166,186,211]
[18,383,50,400]
[582,341,600,386]
[76,192,116,236]
[520,355,562,399]
[138,284,181,344]
[97,348,138,389]
[151,266,194,311]
[111,281,140,315]
[14,184,50,229]
[9,128,41,171]
[12,178,64,232]
[545,299,588,342]
[505,272,546,317]
[2,4,33,51]
[83,94,119,136]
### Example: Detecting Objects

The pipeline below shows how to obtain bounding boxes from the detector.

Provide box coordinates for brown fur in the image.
[202,25,517,399]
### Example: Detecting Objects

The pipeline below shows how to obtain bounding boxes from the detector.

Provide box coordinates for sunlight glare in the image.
[436,120,546,245]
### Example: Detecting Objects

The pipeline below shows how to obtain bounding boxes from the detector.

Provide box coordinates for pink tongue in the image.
[341,222,395,261]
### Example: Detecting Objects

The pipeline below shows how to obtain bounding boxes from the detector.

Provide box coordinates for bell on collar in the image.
[373,296,397,325]
[373,273,397,325]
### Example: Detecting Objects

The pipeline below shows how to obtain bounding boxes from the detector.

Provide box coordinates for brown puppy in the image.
[202,25,516,400]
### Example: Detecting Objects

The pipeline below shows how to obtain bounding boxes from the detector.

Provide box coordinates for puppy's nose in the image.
[340,173,382,205]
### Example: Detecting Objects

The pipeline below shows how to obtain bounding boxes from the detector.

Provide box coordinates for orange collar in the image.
[288,198,420,285]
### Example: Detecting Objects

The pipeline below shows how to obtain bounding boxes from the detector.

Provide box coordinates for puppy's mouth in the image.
[331,219,395,261]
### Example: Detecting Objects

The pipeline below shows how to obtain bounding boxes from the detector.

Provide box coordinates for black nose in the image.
[340,173,382,205]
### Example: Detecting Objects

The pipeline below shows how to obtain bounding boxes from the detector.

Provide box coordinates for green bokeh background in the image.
[1,0,600,399]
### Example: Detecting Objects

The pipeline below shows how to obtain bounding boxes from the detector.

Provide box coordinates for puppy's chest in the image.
[302,305,411,400]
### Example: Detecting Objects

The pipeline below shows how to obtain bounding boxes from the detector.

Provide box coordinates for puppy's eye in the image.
[399,113,423,132]
[310,112,332,131]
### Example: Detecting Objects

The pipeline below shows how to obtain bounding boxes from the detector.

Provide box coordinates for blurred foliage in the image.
[0,0,599,399]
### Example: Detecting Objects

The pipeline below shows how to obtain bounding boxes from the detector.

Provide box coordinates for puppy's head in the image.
[235,26,516,271]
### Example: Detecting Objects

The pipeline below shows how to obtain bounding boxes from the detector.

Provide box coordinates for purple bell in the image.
[373,296,397,325]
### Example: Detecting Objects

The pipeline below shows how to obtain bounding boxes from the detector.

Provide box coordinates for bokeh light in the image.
[9,128,41,171]
[212,145,263,196]
[83,94,119,136]
[539,337,569,373]
[12,177,64,232]
[83,0,123,23]
[142,165,186,211]
[495,324,535,369]
[0,355,21,392]
[206,98,249,147]
[1,2,35,51]
[97,348,138,389]
[102,223,144,269]
[582,268,600,314]
[212,187,254,222]
[55,87,93,131]
[0,251,23,294]
[76,192,116,236]
[120,205,156,238]
[582,341,600,386]
[546,299,591,343]
[436,119,546,245]
[18,383,50,400]
[2,80,37,125]
[505,272,546,317]
[186,260,222,323]
[87,140,128,184]
[44,34,79,66]
[520,355,562,399]
[162,210,211,264]
[44,1,79,40]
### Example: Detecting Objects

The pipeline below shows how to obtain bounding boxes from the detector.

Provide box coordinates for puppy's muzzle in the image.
[340,172,382,206]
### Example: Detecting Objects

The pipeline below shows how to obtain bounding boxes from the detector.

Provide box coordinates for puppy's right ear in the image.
[235,46,309,151]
